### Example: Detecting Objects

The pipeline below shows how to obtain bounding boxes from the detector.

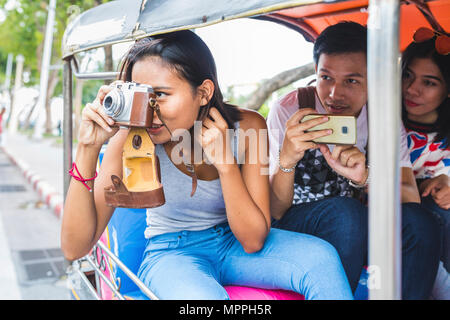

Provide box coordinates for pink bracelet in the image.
[69,162,98,192]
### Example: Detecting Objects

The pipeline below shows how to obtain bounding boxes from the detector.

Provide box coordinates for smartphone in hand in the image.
[301,114,357,145]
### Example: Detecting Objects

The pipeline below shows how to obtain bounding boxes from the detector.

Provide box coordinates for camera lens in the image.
[104,96,113,109]
[103,89,125,118]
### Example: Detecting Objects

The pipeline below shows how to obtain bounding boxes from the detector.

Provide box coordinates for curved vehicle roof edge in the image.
[61,0,325,59]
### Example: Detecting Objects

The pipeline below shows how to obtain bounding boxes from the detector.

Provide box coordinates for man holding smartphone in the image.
[267,21,441,299]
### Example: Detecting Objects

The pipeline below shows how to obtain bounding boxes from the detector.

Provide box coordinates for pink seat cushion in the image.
[225,286,304,300]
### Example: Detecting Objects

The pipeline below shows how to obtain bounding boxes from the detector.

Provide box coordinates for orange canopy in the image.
[270,0,450,51]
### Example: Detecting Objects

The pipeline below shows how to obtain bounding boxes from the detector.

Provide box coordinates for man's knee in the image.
[274,197,367,245]
[326,197,368,235]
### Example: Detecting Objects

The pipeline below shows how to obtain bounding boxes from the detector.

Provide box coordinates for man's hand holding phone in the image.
[280,108,367,186]
[279,108,332,170]
[319,144,368,186]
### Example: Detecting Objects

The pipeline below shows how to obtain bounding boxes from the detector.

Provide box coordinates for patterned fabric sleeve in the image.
[406,129,450,179]
[399,123,412,168]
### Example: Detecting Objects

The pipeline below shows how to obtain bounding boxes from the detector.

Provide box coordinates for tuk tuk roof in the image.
[61,0,323,59]
[62,0,450,59]
[274,0,450,50]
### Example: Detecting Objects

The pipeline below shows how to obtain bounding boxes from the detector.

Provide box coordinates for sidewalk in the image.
[0,133,70,299]
[0,208,21,299]
[2,132,66,218]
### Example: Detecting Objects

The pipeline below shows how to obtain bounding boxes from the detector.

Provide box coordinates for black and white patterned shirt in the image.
[267,89,369,205]
[292,148,355,204]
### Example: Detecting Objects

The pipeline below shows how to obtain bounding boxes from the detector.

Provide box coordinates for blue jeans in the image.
[137,223,353,300]
[272,197,367,293]
[421,195,449,272]
[272,197,441,299]
[401,202,441,299]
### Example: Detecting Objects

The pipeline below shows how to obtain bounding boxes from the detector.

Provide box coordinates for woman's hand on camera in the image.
[78,84,120,147]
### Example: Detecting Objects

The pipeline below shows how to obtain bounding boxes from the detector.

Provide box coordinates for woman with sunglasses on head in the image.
[401,30,450,284]
[61,30,353,300]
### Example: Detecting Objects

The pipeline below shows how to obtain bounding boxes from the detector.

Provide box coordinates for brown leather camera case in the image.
[115,92,156,128]
[104,127,165,208]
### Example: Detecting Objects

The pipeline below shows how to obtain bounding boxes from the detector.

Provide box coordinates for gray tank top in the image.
[144,122,241,238]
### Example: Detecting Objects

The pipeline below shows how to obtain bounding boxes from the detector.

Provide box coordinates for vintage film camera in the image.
[102,82,165,209]
[103,82,155,127]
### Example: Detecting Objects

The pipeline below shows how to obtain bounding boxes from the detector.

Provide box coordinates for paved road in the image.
[0,132,70,300]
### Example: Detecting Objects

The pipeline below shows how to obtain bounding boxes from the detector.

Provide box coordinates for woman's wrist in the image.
[74,143,102,175]
[78,141,104,152]
[77,142,102,155]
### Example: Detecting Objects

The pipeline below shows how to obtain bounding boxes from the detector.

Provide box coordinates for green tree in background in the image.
[0,0,111,133]
[0,0,111,84]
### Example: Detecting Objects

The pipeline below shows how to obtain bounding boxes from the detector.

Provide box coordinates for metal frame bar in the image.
[70,56,118,80]
[96,241,159,300]
[72,71,118,81]
[261,13,319,41]
[91,244,121,292]
[74,269,101,300]
[63,59,73,200]
[367,0,402,300]
[69,242,160,300]
[85,254,126,300]
[406,0,447,33]
[71,262,101,300]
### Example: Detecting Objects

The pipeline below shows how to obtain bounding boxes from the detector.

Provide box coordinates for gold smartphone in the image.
[301,114,357,145]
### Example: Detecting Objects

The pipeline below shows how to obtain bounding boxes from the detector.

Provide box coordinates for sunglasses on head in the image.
[413,27,450,55]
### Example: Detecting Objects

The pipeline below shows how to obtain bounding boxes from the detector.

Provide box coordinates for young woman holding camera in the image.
[61,30,352,299]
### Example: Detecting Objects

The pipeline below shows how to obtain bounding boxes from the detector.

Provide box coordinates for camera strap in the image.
[149,97,172,136]
[184,160,198,197]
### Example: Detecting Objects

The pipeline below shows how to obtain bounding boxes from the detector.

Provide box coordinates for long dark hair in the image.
[402,38,450,146]
[118,30,242,129]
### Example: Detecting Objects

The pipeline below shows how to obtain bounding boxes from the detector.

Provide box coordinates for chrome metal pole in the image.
[70,57,118,80]
[73,71,119,81]
[63,59,73,201]
[68,260,101,300]
[85,255,126,300]
[97,241,159,300]
[74,268,101,300]
[367,0,402,300]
